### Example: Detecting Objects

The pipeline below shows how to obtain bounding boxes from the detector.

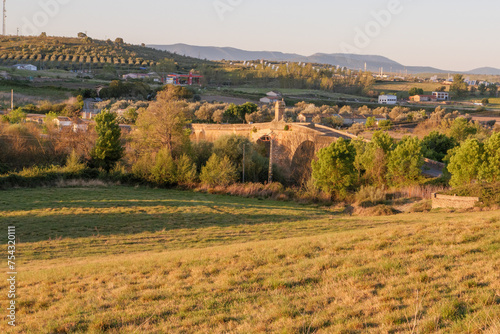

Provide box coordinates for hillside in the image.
[150,43,500,75]
[0,186,499,333]
[0,36,213,72]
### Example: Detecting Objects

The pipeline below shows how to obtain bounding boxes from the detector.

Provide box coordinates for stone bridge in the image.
[190,121,356,183]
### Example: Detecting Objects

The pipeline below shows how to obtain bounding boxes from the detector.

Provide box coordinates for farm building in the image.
[12,64,38,71]
[260,91,282,104]
[378,95,397,105]
[410,95,437,102]
[432,92,450,101]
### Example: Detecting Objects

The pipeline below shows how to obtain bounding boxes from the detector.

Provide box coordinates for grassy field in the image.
[372,82,449,97]
[0,186,499,333]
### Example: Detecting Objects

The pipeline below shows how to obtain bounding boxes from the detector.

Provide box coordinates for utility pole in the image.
[242,144,246,183]
[268,136,274,184]
[2,0,6,36]
[260,133,275,184]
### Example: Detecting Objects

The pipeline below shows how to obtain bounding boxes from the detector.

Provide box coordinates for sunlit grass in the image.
[0,186,499,333]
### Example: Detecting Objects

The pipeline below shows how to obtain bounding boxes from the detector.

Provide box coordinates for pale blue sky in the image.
[6,0,499,71]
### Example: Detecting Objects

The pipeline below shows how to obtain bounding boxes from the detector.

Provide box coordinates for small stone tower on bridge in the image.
[275,100,286,122]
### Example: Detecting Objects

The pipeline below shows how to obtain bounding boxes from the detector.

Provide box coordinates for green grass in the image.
[373,82,448,97]
[0,186,499,333]
[225,87,371,101]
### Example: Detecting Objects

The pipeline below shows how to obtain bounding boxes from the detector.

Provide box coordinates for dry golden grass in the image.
[0,187,499,333]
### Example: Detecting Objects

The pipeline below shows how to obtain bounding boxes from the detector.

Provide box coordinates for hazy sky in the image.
[6,0,499,71]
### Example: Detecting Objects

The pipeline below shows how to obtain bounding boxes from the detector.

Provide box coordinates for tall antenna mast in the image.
[2,0,6,36]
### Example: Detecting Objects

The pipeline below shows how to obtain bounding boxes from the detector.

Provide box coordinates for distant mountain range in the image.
[149,43,500,76]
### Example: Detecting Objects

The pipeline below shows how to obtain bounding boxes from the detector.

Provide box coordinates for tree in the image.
[311,138,357,199]
[150,148,177,185]
[479,132,500,183]
[115,37,124,44]
[2,108,26,124]
[133,90,191,157]
[224,103,258,123]
[421,131,457,162]
[366,117,376,128]
[213,135,267,183]
[447,138,484,187]
[478,83,488,95]
[90,110,123,171]
[488,83,498,97]
[200,154,239,186]
[409,87,424,96]
[339,105,352,115]
[77,32,87,38]
[450,74,469,98]
[355,131,394,186]
[156,58,176,80]
[176,154,198,184]
[448,117,478,142]
[161,84,193,101]
[387,136,423,185]
[378,119,393,130]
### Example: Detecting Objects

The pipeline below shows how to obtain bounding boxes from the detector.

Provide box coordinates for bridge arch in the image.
[290,140,316,184]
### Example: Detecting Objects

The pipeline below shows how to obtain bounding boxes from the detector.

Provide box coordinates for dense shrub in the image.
[200,154,238,187]
[312,138,357,199]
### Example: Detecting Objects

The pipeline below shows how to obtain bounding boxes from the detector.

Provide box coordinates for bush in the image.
[312,138,357,200]
[355,186,386,207]
[176,154,197,184]
[150,148,176,185]
[200,154,238,187]
[409,200,432,213]
[63,150,86,174]
[442,182,500,207]
[378,120,393,130]
[421,131,457,162]
[387,136,423,185]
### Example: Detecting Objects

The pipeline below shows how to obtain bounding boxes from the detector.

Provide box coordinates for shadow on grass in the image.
[0,187,335,243]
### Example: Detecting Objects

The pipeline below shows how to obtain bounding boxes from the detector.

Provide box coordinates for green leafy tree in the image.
[387,136,423,185]
[478,83,487,95]
[200,154,239,186]
[365,116,376,128]
[311,138,357,199]
[150,148,177,185]
[90,110,124,171]
[488,83,498,97]
[213,135,268,183]
[2,108,26,124]
[224,103,258,123]
[450,74,469,98]
[63,150,86,173]
[447,138,484,187]
[355,131,394,186]
[479,132,500,183]
[448,117,478,142]
[409,87,424,96]
[133,91,191,157]
[176,154,198,184]
[421,131,457,162]
[378,119,393,130]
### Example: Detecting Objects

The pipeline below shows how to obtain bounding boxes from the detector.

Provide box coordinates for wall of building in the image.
[431,193,479,209]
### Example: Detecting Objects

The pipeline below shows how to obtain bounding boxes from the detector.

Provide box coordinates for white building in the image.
[432,92,450,101]
[12,64,38,71]
[260,91,282,104]
[378,95,398,105]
